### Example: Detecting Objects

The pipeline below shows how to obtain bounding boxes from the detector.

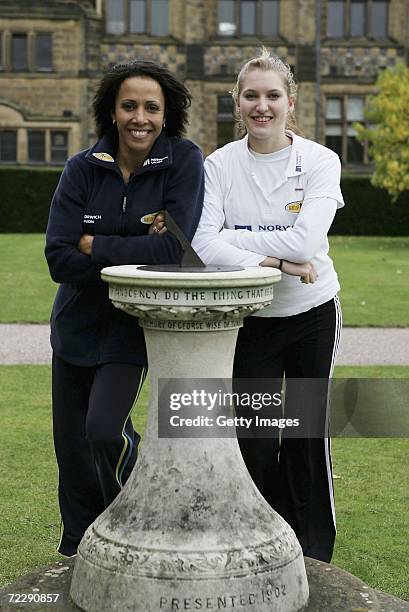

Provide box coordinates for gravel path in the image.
[1,324,409,366]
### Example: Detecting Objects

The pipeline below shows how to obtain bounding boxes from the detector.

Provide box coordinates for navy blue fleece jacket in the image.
[45,128,204,366]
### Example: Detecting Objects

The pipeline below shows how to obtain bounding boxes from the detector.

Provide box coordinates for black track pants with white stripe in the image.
[233,296,342,563]
[52,355,146,557]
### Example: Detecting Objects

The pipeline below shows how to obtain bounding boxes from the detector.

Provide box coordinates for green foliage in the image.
[354,64,409,202]
[0,168,61,233]
[0,168,408,236]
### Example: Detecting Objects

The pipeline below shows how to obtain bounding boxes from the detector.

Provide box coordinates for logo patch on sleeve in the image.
[93,152,115,162]
[140,211,162,224]
[285,201,303,213]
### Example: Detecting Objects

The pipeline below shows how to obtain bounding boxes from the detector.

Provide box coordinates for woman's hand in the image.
[78,234,94,256]
[282,260,317,284]
[260,257,317,284]
[148,212,167,235]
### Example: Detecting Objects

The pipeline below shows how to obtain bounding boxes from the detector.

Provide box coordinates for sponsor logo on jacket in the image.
[234,224,293,231]
[259,224,293,231]
[285,200,303,213]
[295,151,302,172]
[140,211,161,224]
[83,214,102,224]
[142,156,169,166]
[93,152,114,162]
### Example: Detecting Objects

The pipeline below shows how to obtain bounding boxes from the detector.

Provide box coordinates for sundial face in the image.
[138,265,244,273]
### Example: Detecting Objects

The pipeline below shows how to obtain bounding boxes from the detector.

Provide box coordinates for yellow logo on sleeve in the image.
[285,201,303,213]
[140,211,162,224]
[93,152,115,162]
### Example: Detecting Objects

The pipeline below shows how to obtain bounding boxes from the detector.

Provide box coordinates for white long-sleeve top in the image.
[192,132,345,317]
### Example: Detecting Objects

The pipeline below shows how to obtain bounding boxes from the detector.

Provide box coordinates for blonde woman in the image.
[191,48,344,562]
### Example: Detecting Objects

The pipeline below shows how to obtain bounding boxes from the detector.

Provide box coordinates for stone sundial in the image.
[69,214,309,611]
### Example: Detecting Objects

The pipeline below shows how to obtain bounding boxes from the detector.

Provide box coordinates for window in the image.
[372,0,388,38]
[0,131,17,162]
[327,0,388,39]
[130,0,146,33]
[327,1,344,37]
[217,96,235,148]
[0,128,69,166]
[36,33,53,71]
[105,0,170,35]
[325,96,369,165]
[218,1,236,36]
[261,0,279,36]
[29,130,68,164]
[241,1,257,36]
[151,0,169,35]
[51,131,68,163]
[350,0,366,37]
[106,0,126,33]
[4,32,53,72]
[28,131,46,162]
[11,34,28,71]
[217,0,279,37]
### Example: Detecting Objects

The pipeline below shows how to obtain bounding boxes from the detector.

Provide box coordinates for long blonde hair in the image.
[231,47,302,137]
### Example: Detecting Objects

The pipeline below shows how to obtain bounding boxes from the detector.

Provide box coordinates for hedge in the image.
[330,176,409,236]
[0,168,408,235]
[0,167,61,233]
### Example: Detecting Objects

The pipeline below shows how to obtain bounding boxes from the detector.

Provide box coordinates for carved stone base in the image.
[71,542,307,611]
[70,432,308,612]
[3,557,409,612]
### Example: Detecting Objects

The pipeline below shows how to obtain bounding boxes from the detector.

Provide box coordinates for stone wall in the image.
[321,46,406,80]
[0,0,408,161]
[2,78,86,120]
[99,42,186,76]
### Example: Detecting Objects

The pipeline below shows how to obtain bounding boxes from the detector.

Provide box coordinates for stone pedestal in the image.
[69,265,310,611]
[5,557,409,612]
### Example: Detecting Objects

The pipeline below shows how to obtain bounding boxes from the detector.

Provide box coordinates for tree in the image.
[354,64,409,202]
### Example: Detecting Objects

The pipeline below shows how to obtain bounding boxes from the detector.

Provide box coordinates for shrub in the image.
[0,167,61,233]
[331,176,409,236]
[0,168,407,235]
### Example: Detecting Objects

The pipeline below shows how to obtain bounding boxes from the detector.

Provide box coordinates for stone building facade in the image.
[0,0,408,171]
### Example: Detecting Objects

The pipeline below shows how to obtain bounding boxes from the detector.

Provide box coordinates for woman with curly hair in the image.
[45,60,204,556]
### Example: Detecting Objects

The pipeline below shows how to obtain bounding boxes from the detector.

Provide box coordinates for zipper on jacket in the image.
[122,172,136,214]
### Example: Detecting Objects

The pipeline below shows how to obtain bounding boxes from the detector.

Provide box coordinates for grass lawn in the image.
[1,364,408,601]
[0,235,56,324]
[0,364,149,588]
[0,234,409,326]
[330,236,409,327]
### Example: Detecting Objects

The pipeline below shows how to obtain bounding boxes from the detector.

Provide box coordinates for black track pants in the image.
[52,355,146,556]
[233,296,342,563]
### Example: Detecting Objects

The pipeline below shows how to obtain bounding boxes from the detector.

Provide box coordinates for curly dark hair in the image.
[93,60,191,139]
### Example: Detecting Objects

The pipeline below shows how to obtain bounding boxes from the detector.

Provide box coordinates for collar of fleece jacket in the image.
[86,125,173,176]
